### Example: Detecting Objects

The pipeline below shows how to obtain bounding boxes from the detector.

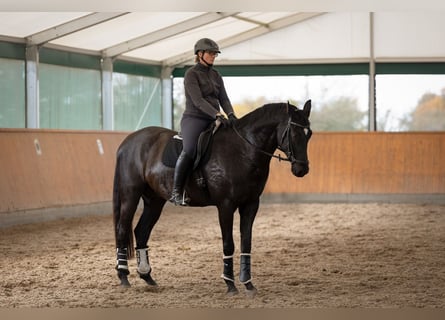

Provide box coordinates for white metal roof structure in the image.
[1,9,445,130]
[1,11,444,67]
[0,12,324,67]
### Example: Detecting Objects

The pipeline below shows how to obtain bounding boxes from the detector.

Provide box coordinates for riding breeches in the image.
[180,115,213,158]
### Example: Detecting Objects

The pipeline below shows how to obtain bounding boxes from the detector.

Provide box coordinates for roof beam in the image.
[102,12,238,58]
[163,12,325,68]
[220,12,325,48]
[232,15,268,27]
[26,12,128,46]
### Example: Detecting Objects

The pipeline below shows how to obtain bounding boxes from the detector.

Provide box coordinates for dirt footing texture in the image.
[1,203,444,308]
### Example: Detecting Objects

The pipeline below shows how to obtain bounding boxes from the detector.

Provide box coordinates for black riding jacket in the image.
[183,63,234,120]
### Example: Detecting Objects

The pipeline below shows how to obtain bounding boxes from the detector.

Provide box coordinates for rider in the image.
[169,38,237,206]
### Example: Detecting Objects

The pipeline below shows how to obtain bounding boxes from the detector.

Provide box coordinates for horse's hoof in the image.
[224,279,239,296]
[119,278,131,288]
[226,287,239,297]
[118,272,131,288]
[244,282,257,298]
[139,272,158,286]
[245,287,257,298]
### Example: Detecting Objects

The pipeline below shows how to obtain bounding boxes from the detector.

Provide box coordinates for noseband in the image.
[232,116,311,164]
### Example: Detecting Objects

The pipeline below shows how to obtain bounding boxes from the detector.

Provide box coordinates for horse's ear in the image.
[303,100,311,118]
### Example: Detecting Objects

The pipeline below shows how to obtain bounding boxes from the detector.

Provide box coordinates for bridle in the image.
[232,117,311,164]
[277,118,311,165]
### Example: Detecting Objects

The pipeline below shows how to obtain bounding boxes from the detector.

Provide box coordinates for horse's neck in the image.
[237,110,287,155]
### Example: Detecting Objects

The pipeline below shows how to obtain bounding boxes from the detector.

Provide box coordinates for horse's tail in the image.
[112,152,134,259]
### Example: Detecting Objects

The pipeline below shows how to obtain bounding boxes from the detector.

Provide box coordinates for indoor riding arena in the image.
[1,9,445,309]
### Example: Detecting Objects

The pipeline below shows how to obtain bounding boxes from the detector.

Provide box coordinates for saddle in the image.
[162,121,219,172]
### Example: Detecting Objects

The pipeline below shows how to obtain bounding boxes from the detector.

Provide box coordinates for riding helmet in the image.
[194,38,221,54]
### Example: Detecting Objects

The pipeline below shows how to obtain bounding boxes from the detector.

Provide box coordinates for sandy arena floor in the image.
[1,202,444,308]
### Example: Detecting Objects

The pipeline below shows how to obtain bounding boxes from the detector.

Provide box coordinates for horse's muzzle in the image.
[292,161,309,177]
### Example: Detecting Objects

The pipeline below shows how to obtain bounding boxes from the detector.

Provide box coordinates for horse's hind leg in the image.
[134,195,165,286]
[239,199,259,298]
[115,189,141,287]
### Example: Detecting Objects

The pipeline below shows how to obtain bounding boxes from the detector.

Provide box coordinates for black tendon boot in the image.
[240,253,252,284]
[221,255,238,295]
[116,247,129,274]
[221,255,235,282]
[169,150,193,206]
[116,247,130,287]
[240,253,257,297]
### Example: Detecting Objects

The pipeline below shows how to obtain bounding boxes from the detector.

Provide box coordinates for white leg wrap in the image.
[221,274,235,282]
[240,279,252,285]
[136,248,151,275]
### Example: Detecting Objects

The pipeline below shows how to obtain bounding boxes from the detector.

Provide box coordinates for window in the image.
[113,73,162,131]
[0,58,25,128]
[39,63,101,129]
[173,75,369,132]
[376,74,445,131]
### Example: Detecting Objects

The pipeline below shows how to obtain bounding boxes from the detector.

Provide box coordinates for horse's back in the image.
[118,126,175,154]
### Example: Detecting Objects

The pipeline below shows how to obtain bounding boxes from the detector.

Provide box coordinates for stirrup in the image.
[169,190,190,206]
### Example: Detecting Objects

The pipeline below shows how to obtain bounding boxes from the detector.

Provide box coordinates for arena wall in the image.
[265,132,445,200]
[0,129,128,213]
[1,130,444,217]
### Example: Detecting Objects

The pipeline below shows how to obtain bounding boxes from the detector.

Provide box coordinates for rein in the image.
[231,117,310,164]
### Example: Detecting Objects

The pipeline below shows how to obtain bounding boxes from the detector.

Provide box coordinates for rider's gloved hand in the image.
[227,112,238,127]
[216,113,230,128]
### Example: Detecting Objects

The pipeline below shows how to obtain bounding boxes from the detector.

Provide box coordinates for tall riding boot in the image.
[169,150,193,206]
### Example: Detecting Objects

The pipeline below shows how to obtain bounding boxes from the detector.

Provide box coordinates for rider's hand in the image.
[216,114,230,128]
[228,113,237,127]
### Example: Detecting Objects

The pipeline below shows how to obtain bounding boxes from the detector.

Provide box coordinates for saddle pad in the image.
[162,123,218,169]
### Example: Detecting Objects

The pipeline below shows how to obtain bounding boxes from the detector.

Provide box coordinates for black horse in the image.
[113,100,312,297]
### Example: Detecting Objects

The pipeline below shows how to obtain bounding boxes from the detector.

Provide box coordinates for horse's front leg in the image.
[134,196,165,286]
[239,199,259,298]
[217,203,238,296]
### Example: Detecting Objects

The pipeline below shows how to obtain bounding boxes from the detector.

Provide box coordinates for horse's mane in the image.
[238,103,288,125]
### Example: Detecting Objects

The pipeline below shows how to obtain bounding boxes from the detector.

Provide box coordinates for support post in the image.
[368,12,376,131]
[161,66,174,129]
[25,45,39,128]
[101,57,114,130]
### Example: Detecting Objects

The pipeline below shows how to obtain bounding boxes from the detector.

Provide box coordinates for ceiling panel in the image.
[0,12,443,66]
[50,12,203,51]
[222,12,370,61]
[123,16,257,61]
[0,12,90,37]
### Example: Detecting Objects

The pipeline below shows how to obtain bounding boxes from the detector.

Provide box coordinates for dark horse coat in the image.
[113,101,312,296]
